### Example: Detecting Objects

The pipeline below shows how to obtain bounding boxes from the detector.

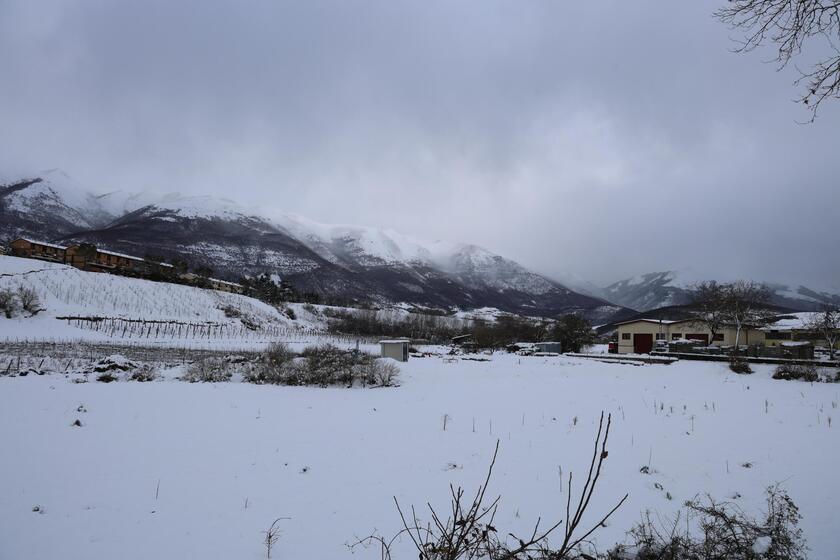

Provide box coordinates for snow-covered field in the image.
[1,354,838,560]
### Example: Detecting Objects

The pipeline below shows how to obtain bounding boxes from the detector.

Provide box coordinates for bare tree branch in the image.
[716,0,840,119]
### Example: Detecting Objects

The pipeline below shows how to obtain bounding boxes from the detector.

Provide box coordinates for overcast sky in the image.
[1,0,838,288]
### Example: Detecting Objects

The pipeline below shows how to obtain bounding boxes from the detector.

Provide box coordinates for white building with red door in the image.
[614,318,767,354]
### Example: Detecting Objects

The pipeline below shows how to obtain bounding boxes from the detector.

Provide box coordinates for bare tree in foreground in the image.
[716,0,840,120]
[352,412,628,560]
[805,304,840,359]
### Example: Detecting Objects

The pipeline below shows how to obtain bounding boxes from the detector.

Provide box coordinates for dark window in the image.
[672,333,682,340]
[766,330,791,340]
[655,333,666,340]
[621,333,631,340]
[713,334,724,341]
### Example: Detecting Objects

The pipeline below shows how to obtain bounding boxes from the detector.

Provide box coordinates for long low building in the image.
[8,238,243,294]
[615,318,766,354]
[9,238,68,263]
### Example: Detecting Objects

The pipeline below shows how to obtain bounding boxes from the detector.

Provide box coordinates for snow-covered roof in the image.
[209,278,242,287]
[379,339,410,344]
[97,249,145,261]
[17,238,67,250]
[613,318,681,327]
[763,312,819,331]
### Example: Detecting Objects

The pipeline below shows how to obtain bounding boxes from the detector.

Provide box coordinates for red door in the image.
[634,333,653,354]
[686,334,709,344]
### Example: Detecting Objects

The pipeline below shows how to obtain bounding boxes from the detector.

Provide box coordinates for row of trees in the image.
[323,307,595,353]
[472,314,594,352]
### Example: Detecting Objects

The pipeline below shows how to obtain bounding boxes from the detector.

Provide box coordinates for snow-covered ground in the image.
[0,255,361,350]
[0,255,467,351]
[1,354,837,560]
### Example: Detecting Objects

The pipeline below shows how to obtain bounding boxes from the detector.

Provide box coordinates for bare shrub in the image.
[245,343,397,388]
[264,342,296,368]
[365,358,399,387]
[729,358,753,375]
[352,412,627,560]
[220,304,242,319]
[772,363,819,382]
[128,364,159,382]
[611,486,806,560]
[245,343,301,385]
[0,288,19,318]
[182,357,232,383]
[96,372,117,383]
[16,285,43,316]
[300,344,355,387]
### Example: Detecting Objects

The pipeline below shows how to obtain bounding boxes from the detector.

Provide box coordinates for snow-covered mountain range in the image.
[0,170,629,322]
[594,269,840,312]
[4,170,835,318]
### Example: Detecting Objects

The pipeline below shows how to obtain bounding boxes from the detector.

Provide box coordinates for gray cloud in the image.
[1,0,838,289]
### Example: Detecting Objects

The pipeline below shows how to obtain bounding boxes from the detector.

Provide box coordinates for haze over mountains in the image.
[589,270,840,313]
[0,170,628,322]
[2,170,837,321]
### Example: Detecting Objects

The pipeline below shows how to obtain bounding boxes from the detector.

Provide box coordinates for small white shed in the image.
[380,339,410,362]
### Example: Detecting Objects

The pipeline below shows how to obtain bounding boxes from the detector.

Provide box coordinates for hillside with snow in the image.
[0,255,323,347]
[0,170,628,322]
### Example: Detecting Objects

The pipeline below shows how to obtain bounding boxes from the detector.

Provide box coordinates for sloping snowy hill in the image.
[0,255,316,344]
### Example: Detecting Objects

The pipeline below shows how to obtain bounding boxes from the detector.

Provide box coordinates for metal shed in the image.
[380,339,410,362]
[533,341,562,354]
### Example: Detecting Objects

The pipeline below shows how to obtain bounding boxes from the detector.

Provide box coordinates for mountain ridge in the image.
[600,268,840,312]
[0,169,630,323]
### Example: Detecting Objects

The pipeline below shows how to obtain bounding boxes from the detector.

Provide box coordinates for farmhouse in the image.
[9,238,68,263]
[207,277,244,294]
[65,244,148,273]
[615,318,767,354]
